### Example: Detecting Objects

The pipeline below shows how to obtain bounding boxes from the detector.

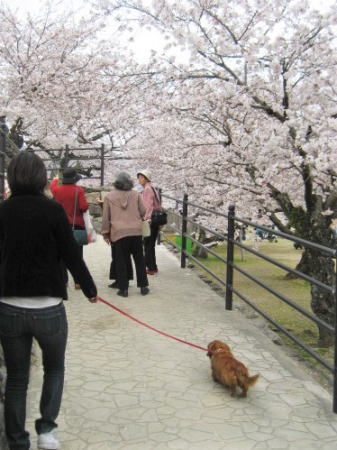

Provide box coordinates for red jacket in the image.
[50,178,88,228]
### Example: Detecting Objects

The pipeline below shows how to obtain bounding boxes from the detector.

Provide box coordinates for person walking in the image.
[50,168,89,289]
[101,172,149,298]
[137,169,161,275]
[0,151,98,450]
[95,195,133,289]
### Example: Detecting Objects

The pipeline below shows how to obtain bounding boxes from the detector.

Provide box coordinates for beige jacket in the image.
[101,190,146,242]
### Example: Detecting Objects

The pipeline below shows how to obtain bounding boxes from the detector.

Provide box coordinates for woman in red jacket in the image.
[50,168,89,289]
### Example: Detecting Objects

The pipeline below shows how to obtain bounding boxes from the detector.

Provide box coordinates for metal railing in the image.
[0,142,106,203]
[0,132,6,201]
[161,192,337,413]
[34,145,106,185]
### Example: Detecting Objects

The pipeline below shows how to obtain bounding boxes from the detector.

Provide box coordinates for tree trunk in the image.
[192,228,208,259]
[303,248,335,347]
[284,249,311,280]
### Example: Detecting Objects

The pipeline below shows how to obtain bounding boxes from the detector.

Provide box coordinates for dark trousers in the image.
[109,243,133,281]
[0,302,68,450]
[143,223,160,271]
[74,245,83,283]
[114,236,148,290]
[62,245,83,285]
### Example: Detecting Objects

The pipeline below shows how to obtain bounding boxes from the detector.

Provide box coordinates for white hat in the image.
[137,169,151,182]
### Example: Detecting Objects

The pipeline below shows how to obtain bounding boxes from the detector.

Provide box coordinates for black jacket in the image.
[0,193,97,300]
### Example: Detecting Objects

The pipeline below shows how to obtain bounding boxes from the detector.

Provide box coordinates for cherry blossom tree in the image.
[97,0,337,345]
[0,1,151,180]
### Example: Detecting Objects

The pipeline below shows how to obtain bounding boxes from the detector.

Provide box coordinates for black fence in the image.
[34,145,106,185]
[0,142,107,200]
[161,192,337,414]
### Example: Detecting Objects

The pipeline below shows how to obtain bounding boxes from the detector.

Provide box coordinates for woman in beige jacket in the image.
[101,172,149,297]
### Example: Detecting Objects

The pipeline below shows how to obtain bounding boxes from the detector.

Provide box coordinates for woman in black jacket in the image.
[0,152,98,450]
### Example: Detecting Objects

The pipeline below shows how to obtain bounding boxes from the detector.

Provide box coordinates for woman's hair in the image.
[7,151,47,195]
[113,172,134,191]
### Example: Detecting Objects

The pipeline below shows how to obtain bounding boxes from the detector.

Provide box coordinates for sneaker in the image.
[37,431,60,449]
[117,289,128,298]
[140,287,149,296]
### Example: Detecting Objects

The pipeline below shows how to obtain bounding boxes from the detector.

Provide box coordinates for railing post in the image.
[0,132,5,202]
[100,144,105,186]
[225,205,235,310]
[181,193,188,268]
[333,253,337,413]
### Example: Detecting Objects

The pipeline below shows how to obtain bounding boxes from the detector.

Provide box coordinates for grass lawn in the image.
[163,232,334,381]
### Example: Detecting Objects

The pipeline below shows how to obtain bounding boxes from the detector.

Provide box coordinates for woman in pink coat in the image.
[101,172,149,298]
[137,170,162,275]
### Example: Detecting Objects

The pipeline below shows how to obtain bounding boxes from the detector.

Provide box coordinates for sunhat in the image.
[62,168,81,184]
[137,169,151,182]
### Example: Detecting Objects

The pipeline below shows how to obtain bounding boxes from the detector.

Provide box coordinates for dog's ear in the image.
[207,340,216,350]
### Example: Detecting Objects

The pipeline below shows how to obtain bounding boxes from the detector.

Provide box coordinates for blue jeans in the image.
[0,302,68,450]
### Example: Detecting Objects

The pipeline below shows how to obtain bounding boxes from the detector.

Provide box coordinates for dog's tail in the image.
[237,372,259,390]
[238,373,259,397]
[247,374,259,387]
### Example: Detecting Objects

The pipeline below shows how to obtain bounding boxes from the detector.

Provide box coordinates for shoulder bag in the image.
[150,187,167,226]
[151,209,167,226]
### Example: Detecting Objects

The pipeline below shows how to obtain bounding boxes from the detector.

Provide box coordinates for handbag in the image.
[83,210,97,243]
[73,228,88,246]
[142,220,151,237]
[72,189,88,245]
[150,186,167,226]
[151,209,167,226]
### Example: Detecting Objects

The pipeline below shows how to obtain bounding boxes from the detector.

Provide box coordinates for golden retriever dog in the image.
[207,340,259,397]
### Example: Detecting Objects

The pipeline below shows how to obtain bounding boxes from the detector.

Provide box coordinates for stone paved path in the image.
[26,238,337,449]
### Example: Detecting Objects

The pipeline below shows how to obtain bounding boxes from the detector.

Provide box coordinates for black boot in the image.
[117,289,128,298]
[108,281,118,288]
[140,287,149,296]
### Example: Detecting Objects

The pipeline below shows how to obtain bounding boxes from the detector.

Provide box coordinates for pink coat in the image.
[141,183,161,220]
[101,190,146,242]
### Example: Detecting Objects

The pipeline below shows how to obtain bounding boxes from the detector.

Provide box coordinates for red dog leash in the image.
[98,297,209,353]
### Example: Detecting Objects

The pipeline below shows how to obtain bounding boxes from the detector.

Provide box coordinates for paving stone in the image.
[265,438,289,449]
[306,422,337,438]
[151,432,177,443]
[178,427,216,442]
[223,440,258,450]
[213,423,243,440]
[321,441,337,450]
[119,423,148,441]
[114,394,139,408]
[167,439,191,449]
